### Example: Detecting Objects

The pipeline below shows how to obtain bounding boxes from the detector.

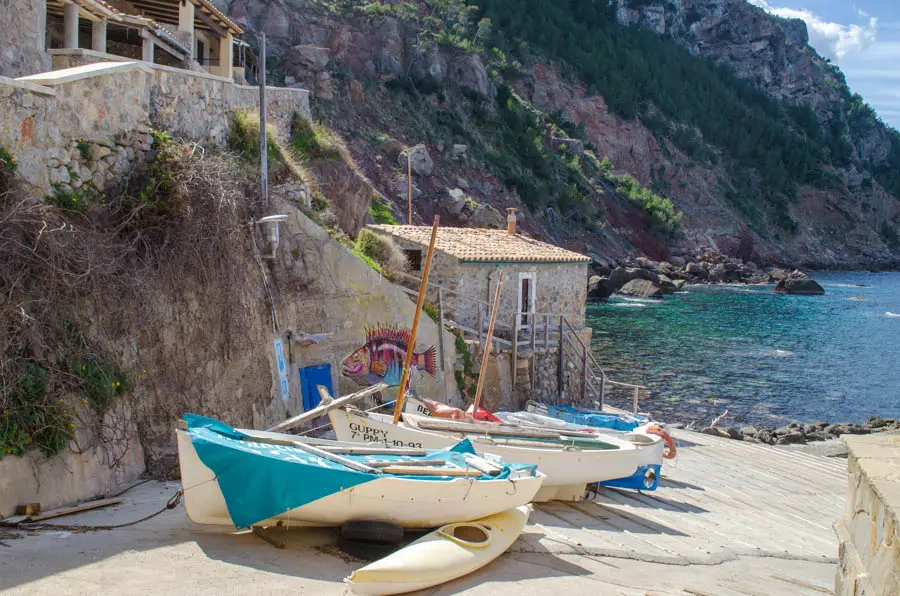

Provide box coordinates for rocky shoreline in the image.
[689,416,900,446]
[588,249,826,299]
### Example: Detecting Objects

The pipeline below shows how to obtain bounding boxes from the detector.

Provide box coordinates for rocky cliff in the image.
[216,0,900,269]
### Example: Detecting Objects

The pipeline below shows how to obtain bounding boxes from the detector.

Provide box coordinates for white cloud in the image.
[748,0,878,59]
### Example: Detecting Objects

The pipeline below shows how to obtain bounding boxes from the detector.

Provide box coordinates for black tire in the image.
[338,538,399,561]
[340,520,404,545]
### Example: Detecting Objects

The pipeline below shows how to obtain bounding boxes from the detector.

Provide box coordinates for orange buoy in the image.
[646,424,677,459]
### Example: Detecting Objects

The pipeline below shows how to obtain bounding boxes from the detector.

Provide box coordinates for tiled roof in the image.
[367,225,591,264]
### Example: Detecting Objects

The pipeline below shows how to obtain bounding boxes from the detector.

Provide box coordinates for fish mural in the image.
[342,325,437,387]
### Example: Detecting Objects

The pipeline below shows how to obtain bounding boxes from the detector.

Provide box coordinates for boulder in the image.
[701,427,731,438]
[550,137,584,156]
[739,425,758,437]
[708,263,728,283]
[451,144,467,158]
[448,53,490,97]
[774,278,825,295]
[723,427,743,440]
[626,267,661,285]
[768,268,791,282]
[777,431,807,445]
[669,256,686,267]
[588,276,616,300]
[400,144,434,177]
[618,278,664,299]
[657,275,677,294]
[609,266,632,289]
[685,262,708,280]
[444,188,468,215]
[673,279,687,290]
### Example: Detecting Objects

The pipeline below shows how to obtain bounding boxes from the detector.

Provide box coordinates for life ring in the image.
[646,424,677,459]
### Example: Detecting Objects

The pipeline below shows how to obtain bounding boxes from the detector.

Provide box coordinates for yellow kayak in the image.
[345,505,531,596]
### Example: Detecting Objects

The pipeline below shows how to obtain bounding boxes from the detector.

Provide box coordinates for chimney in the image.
[506,208,517,235]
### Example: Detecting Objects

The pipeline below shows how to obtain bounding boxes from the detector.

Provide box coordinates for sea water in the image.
[587,271,900,427]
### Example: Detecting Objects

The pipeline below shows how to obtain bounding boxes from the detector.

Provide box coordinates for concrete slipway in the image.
[0,430,846,595]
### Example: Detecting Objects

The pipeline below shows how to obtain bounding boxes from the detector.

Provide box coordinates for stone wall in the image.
[0,0,50,78]
[0,60,310,195]
[453,262,589,331]
[835,434,900,596]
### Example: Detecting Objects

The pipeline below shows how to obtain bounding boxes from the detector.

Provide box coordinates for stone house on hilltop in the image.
[4,0,246,80]
[367,211,591,335]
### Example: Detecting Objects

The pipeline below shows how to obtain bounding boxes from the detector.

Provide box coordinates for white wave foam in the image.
[611,303,652,308]
[885,312,900,318]
[617,296,653,303]
[826,283,873,289]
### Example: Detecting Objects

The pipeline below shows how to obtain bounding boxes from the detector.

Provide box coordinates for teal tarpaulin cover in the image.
[182,414,521,529]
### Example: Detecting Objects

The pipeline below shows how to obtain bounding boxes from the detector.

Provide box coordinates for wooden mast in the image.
[392,216,440,424]
[472,271,503,414]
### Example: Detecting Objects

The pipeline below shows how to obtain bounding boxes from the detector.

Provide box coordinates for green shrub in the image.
[353,229,408,280]
[423,302,440,323]
[290,114,343,160]
[615,174,682,235]
[1,362,74,458]
[369,196,398,224]
[881,222,900,248]
[46,184,100,213]
[0,146,17,176]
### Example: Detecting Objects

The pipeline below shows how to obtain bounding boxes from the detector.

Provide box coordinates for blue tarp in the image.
[546,405,645,431]
[182,414,534,529]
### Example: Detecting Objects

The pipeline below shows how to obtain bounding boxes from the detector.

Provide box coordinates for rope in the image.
[20,490,183,532]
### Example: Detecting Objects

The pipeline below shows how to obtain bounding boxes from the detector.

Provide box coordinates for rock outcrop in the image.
[618,278,664,298]
[775,277,825,295]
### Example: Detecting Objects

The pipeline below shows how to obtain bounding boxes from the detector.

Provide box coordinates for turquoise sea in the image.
[587,272,900,427]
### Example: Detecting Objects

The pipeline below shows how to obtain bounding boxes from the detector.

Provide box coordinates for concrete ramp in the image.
[513,429,845,595]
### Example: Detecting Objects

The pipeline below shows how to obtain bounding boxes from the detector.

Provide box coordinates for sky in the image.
[746,0,900,129]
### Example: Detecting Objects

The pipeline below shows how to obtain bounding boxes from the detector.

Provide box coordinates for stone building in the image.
[367,212,591,334]
[2,0,245,80]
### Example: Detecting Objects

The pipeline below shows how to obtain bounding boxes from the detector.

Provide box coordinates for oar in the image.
[393,216,440,425]
[265,383,387,433]
[471,271,503,414]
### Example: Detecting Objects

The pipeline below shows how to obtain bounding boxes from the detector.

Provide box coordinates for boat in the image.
[328,407,665,501]
[527,400,649,432]
[176,414,545,529]
[346,505,531,596]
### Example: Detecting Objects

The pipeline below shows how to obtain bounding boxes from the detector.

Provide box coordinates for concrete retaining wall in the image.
[835,434,900,596]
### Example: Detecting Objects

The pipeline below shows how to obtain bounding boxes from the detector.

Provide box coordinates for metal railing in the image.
[394,270,649,414]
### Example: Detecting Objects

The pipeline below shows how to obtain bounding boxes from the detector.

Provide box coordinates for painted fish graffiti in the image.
[342,325,437,387]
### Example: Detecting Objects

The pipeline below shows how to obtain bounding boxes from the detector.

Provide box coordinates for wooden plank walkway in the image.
[504,429,846,595]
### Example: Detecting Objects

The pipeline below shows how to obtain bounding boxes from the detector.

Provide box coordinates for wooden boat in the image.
[526,400,649,432]
[176,414,544,529]
[328,408,664,501]
[346,505,531,596]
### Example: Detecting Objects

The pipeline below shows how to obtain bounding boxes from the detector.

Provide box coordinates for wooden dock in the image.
[500,429,846,595]
[0,429,847,595]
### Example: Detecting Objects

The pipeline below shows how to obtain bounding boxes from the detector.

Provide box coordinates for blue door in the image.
[299,363,333,411]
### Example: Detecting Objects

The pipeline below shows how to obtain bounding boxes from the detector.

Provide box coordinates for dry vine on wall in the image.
[0,133,266,475]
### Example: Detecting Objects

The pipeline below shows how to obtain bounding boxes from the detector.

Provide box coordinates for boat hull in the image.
[346,505,531,596]
[175,429,544,528]
[328,409,664,501]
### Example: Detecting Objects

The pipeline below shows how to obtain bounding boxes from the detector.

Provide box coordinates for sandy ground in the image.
[0,431,844,595]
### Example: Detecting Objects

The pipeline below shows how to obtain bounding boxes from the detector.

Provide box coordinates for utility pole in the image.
[407,150,413,224]
[258,32,268,207]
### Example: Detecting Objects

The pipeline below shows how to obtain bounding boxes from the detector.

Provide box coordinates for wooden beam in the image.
[26,498,125,523]
[265,383,388,433]
[193,7,226,37]
[140,28,186,60]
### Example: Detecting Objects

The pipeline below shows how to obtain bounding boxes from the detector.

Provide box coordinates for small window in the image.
[404,249,423,271]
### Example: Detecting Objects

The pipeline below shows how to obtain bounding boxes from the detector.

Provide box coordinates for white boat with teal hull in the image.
[176,414,545,529]
[328,408,664,501]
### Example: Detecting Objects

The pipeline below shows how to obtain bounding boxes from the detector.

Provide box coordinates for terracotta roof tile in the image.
[367,225,591,264]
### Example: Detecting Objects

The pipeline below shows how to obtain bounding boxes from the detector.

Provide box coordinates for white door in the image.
[517,273,536,330]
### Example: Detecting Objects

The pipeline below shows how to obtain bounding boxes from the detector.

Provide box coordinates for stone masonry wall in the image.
[835,434,900,596]
[453,262,589,331]
[0,0,50,78]
[0,61,310,195]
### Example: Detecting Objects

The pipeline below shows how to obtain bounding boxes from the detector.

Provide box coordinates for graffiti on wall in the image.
[341,325,436,387]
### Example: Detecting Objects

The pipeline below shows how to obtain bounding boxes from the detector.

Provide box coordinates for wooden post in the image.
[557,315,564,400]
[477,301,483,347]
[543,314,549,350]
[599,374,606,411]
[511,312,519,390]
[472,272,503,413]
[258,33,268,207]
[407,151,413,224]
[437,287,446,401]
[393,217,440,424]
[581,341,588,403]
[530,308,537,394]
[633,387,640,415]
